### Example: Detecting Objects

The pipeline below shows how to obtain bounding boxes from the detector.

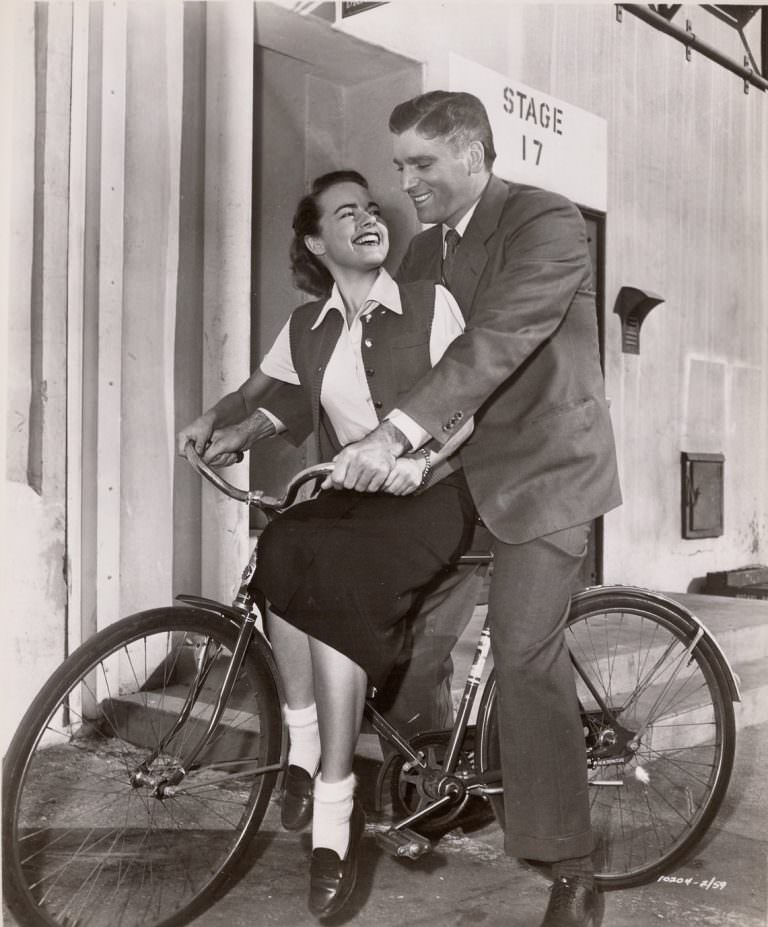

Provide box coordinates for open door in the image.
[578,208,607,587]
[247,6,422,510]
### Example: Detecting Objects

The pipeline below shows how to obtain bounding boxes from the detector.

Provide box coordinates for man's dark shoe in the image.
[540,877,603,926]
[281,765,314,831]
[308,798,366,919]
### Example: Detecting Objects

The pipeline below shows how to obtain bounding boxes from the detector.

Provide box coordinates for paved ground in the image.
[3,723,766,927]
[3,593,766,926]
[0,704,709,927]
[174,720,767,927]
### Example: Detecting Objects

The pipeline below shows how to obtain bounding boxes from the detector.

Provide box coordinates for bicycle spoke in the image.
[480,592,735,888]
[6,610,281,927]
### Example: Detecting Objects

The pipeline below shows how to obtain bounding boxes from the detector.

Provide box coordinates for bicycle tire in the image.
[2,606,283,927]
[475,589,736,889]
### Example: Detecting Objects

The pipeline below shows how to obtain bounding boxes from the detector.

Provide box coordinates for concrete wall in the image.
[338,1,768,593]
[2,0,255,751]
[3,3,70,750]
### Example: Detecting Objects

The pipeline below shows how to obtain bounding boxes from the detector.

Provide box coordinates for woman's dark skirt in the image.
[253,470,475,689]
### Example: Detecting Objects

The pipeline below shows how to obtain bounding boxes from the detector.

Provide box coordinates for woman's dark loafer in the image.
[281,765,314,831]
[308,798,365,919]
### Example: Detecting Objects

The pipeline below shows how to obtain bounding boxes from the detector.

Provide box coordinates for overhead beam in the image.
[621,4,768,91]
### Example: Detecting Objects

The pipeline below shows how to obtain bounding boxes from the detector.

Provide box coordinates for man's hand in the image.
[177,412,216,458]
[323,421,410,492]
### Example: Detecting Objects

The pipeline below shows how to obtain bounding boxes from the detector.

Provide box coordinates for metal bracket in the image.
[613,286,665,354]
[685,18,695,60]
[620,5,768,92]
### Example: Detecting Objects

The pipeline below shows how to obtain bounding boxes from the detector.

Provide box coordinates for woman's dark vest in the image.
[287,280,460,482]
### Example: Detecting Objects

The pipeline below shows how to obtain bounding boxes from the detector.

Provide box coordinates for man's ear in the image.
[305,235,325,256]
[467,140,486,174]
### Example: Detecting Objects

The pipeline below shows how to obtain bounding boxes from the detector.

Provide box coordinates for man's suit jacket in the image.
[395,175,621,543]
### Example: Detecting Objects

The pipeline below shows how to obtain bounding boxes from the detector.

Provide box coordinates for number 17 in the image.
[522,135,543,166]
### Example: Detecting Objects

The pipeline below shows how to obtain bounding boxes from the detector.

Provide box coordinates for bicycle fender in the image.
[174,593,280,676]
[573,585,741,702]
[174,594,247,628]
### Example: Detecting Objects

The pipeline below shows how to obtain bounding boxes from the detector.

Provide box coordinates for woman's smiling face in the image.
[309,182,389,273]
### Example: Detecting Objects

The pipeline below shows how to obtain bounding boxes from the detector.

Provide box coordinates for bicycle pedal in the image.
[375,826,432,860]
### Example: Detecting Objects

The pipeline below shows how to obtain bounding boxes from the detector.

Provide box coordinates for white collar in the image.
[311,267,402,329]
[442,196,481,241]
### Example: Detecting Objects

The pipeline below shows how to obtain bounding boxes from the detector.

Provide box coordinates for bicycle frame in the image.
[174,447,741,828]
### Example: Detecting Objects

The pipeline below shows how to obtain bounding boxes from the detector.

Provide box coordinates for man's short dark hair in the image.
[389,91,496,169]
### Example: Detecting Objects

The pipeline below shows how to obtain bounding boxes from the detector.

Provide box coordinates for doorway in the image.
[248,6,421,507]
[579,208,607,587]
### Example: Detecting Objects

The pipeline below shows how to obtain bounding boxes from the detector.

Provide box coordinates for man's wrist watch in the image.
[418,448,433,489]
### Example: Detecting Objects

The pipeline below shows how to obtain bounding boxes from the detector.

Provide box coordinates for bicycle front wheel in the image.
[3,606,283,927]
[476,590,736,889]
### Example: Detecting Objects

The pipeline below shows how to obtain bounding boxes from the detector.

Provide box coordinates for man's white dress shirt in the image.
[260,268,464,447]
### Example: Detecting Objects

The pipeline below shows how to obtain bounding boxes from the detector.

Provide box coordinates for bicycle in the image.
[2,450,741,927]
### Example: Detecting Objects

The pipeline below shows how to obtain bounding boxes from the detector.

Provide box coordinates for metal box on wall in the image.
[681,452,724,539]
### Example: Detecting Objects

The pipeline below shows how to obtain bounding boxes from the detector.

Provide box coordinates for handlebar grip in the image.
[184,442,251,503]
[184,441,334,510]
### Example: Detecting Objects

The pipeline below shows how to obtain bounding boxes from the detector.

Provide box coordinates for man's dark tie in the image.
[441,228,461,290]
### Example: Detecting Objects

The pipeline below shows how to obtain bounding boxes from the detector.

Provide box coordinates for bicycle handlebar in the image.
[184,442,334,511]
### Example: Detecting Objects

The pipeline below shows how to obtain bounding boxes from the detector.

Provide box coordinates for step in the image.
[102,683,271,769]
[730,658,768,730]
[672,592,768,666]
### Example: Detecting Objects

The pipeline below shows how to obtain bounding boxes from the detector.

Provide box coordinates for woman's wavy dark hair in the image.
[290,170,370,298]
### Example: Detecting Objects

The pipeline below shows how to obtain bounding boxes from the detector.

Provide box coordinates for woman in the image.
[179,171,474,919]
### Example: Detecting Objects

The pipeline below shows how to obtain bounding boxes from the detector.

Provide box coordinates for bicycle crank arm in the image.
[389,791,457,832]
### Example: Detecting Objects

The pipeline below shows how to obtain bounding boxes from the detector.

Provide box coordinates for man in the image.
[315,92,621,926]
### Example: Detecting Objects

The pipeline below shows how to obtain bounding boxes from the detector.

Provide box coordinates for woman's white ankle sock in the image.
[284,703,320,776]
[312,773,356,858]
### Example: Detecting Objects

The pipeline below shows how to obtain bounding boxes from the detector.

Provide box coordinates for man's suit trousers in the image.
[380,522,593,862]
[488,524,593,861]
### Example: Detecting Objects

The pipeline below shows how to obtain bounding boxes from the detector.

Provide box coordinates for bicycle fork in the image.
[135,549,286,799]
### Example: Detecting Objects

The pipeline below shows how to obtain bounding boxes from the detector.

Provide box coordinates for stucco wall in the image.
[2,3,70,751]
[2,0,255,751]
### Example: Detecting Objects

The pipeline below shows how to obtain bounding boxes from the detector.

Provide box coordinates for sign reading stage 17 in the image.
[503,86,564,166]
[449,53,607,212]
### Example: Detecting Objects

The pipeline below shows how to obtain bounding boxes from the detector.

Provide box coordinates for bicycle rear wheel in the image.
[3,606,283,927]
[476,590,736,889]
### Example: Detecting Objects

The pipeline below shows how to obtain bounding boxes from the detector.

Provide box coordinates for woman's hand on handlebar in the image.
[203,410,279,466]
[177,412,216,458]
[199,425,247,468]
[177,417,245,468]
[381,455,425,496]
